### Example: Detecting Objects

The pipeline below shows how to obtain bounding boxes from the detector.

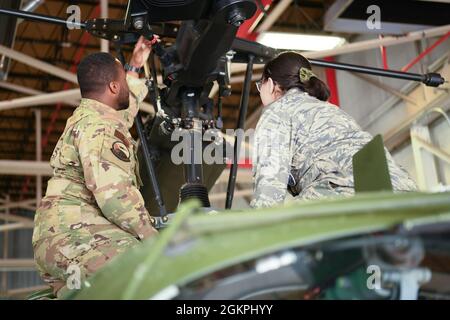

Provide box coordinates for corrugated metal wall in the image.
[0,209,44,300]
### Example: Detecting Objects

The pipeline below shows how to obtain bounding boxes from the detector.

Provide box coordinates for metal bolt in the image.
[133,18,144,30]
[228,10,246,27]
[315,250,323,261]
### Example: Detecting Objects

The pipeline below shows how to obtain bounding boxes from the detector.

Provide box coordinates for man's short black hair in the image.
[77,52,120,97]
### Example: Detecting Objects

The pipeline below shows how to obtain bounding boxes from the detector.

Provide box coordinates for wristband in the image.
[124,63,142,74]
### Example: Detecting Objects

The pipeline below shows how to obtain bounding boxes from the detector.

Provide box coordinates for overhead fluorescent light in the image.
[257,32,346,51]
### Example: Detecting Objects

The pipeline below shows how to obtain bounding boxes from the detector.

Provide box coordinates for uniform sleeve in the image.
[119,74,149,128]
[251,110,293,208]
[77,124,157,240]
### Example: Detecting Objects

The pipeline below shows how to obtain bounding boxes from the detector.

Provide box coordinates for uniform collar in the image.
[263,87,306,112]
[78,98,128,127]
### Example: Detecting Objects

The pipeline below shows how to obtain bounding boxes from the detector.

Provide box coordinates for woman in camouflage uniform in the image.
[251,52,417,208]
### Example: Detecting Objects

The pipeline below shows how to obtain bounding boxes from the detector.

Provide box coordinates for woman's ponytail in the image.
[262,51,331,102]
[303,76,330,101]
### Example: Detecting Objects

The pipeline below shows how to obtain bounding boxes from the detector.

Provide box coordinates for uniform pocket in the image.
[33,198,61,244]
[56,204,93,261]
[59,143,81,167]
[59,241,92,260]
[58,204,85,233]
[58,125,80,167]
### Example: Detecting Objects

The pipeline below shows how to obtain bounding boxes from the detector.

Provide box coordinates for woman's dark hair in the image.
[262,51,330,101]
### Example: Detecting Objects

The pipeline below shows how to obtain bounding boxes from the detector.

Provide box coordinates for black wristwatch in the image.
[124,63,143,74]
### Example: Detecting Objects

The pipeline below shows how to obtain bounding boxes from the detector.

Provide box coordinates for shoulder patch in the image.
[114,129,130,148]
[111,141,131,162]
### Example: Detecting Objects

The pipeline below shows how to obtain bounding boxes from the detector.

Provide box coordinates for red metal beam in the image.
[226,158,252,169]
[379,35,389,69]
[402,31,450,72]
[324,56,340,107]
[237,0,272,41]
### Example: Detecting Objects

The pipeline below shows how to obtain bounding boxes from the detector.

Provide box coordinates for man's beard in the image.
[117,88,130,111]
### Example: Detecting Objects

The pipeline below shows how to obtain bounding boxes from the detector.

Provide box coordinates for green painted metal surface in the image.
[353,134,393,193]
[64,191,450,300]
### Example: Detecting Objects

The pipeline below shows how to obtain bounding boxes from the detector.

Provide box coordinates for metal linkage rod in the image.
[226,54,254,209]
[0,8,86,29]
[232,39,446,87]
[309,58,445,87]
[135,115,167,216]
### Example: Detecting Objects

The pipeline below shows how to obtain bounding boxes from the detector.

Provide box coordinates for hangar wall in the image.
[334,34,450,189]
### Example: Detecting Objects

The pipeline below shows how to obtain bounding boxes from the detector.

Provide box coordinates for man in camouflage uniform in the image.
[251,88,417,208]
[32,36,158,296]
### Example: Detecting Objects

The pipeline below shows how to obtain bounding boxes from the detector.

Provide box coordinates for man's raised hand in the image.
[130,35,160,69]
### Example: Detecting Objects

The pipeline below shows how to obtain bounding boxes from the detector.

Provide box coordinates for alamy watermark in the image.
[169,127,289,171]
[66,5,82,30]
[366,264,382,290]
[366,5,381,30]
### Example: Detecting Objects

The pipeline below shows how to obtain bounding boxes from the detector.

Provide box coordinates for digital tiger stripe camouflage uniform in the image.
[251,88,417,208]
